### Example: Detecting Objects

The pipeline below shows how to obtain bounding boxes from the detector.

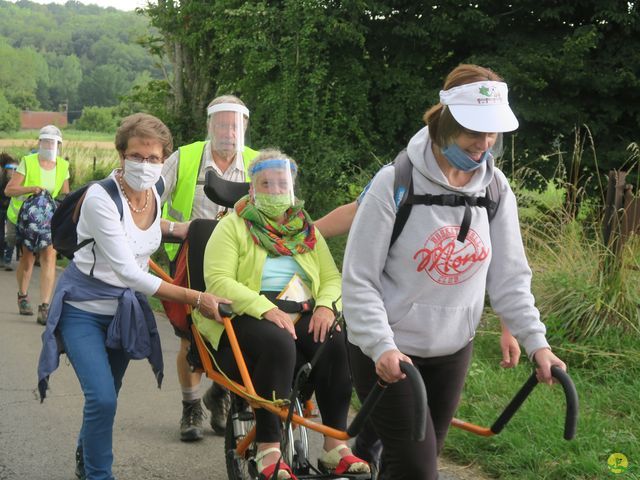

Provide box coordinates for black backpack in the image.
[389,150,500,247]
[52,177,164,260]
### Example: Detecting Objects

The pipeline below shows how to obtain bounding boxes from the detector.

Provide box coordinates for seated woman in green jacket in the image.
[194,149,369,480]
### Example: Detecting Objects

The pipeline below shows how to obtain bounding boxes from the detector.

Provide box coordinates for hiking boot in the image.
[203,384,230,435]
[75,445,85,480]
[18,293,33,316]
[37,303,49,326]
[180,399,204,442]
[4,249,13,270]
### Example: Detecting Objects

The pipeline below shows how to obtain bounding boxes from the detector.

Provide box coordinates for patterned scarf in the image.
[235,195,317,256]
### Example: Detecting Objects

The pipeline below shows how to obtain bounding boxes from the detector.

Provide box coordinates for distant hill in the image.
[0,0,160,122]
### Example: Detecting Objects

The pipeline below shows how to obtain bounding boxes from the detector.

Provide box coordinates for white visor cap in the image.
[439,81,519,133]
[39,125,63,144]
[207,103,250,117]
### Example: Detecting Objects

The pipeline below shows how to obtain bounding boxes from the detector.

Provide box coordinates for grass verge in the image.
[445,314,639,479]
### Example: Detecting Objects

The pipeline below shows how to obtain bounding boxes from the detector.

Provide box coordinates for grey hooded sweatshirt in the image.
[342,126,549,363]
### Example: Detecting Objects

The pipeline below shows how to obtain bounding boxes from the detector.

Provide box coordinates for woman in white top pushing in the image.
[37,113,229,480]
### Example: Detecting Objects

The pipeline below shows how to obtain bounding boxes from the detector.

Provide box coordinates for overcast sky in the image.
[9,0,152,11]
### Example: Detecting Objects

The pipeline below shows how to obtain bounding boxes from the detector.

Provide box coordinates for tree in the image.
[143,0,640,211]
[0,92,20,132]
[78,64,131,107]
[74,105,118,131]
[0,39,48,109]
[0,0,162,113]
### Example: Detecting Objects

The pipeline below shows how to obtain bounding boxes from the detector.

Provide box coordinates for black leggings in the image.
[212,312,352,443]
[348,342,473,480]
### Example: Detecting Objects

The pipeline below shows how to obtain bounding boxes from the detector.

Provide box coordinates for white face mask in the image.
[123,159,163,192]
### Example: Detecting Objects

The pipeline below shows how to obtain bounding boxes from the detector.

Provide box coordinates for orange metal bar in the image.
[236,427,256,456]
[450,417,495,437]
[222,316,257,397]
[148,259,173,283]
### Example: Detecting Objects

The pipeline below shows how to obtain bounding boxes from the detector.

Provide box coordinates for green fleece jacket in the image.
[192,212,341,349]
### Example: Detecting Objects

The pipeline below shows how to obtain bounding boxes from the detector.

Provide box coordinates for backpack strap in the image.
[389,148,501,247]
[485,175,500,221]
[390,150,413,247]
[97,178,124,220]
[87,178,124,276]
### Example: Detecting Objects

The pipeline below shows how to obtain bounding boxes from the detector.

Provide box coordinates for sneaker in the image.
[37,303,49,326]
[18,293,33,316]
[203,384,231,435]
[4,249,13,269]
[180,399,204,442]
[75,445,85,480]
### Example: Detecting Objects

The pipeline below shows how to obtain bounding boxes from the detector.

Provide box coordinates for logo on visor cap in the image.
[439,80,518,133]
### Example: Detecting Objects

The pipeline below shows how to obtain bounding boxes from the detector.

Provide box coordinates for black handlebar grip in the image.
[491,366,578,440]
[346,380,387,438]
[399,361,427,442]
[490,372,538,435]
[551,365,578,440]
[218,303,233,318]
[346,361,428,441]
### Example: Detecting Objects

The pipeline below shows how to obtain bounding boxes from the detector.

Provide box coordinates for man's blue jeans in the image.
[59,303,129,480]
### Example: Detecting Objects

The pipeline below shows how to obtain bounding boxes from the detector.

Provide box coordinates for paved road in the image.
[0,265,470,480]
[0,266,230,480]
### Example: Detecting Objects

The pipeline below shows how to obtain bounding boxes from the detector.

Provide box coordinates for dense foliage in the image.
[144,1,639,216]
[0,0,160,121]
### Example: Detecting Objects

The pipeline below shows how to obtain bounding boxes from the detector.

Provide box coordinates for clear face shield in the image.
[207,103,249,158]
[38,134,61,162]
[249,159,297,218]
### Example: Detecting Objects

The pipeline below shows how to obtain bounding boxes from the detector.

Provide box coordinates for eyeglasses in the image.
[124,154,164,165]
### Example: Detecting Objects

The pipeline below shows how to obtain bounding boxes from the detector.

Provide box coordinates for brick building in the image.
[20,111,68,130]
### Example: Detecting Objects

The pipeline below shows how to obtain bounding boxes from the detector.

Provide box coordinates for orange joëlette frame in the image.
[148,258,350,458]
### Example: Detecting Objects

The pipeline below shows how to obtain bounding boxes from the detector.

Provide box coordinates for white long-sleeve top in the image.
[66,173,163,315]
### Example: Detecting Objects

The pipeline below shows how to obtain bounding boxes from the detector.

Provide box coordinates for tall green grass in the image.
[0,129,114,142]
[446,316,639,479]
[446,129,640,478]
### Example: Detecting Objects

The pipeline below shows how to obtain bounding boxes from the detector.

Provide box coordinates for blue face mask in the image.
[441,143,491,172]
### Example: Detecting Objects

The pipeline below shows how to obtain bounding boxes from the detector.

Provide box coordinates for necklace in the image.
[117,171,149,213]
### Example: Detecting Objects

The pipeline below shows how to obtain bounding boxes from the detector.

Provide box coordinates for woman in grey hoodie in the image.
[342,64,566,480]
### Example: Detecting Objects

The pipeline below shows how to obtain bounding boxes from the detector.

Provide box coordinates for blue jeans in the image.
[58,303,129,480]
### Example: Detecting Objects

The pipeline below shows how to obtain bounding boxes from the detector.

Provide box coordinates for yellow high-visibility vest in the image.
[7,153,69,225]
[162,141,258,260]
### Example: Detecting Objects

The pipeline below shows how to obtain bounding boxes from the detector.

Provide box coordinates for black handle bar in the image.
[491,365,578,440]
[218,303,233,318]
[347,361,427,442]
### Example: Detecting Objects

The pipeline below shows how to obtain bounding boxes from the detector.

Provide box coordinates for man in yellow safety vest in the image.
[160,95,258,442]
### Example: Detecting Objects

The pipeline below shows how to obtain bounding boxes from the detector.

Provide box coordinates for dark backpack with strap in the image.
[389,150,501,247]
[52,177,164,260]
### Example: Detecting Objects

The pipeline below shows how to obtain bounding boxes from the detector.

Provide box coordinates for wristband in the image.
[169,222,175,234]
